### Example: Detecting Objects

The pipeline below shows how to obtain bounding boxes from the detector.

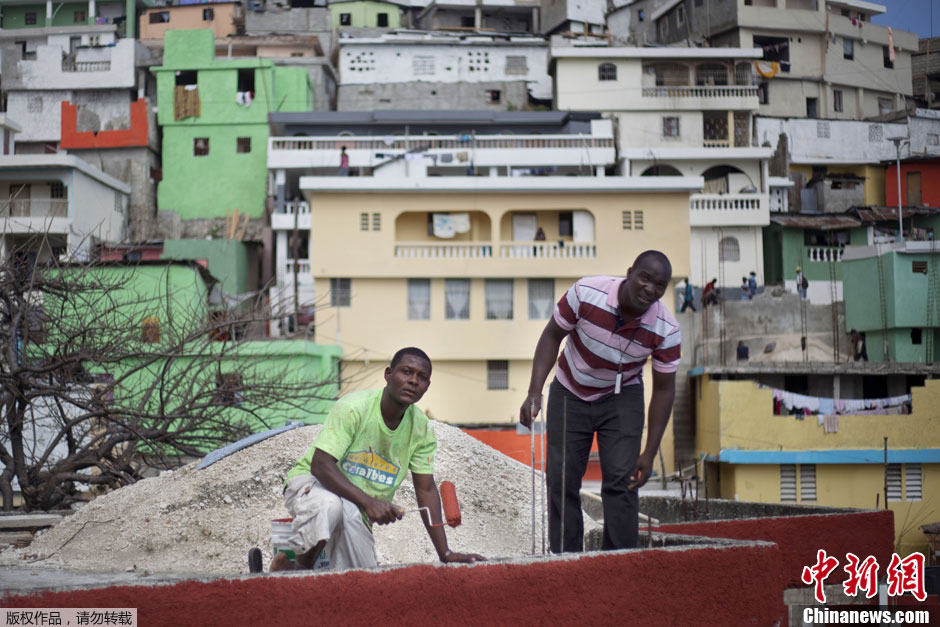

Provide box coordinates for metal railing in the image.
[270,134,614,153]
[641,85,759,99]
[0,199,68,218]
[391,241,597,259]
[62,60,111,72]
[284,261,311,275]
[500,242,596,258]
[281,201,310,215]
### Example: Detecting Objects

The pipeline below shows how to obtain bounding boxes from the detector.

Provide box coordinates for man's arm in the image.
[412,472,484,564]
[520,318,569,428]
[628,369,676,490]
[310,448,403,525]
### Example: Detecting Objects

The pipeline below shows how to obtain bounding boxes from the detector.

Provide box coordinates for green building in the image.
[161,238,258,296]
[762,208,940,304]
[843,243,940,363]
[329,0,403,28]
[0,0,150,37]
[152,29,313,223]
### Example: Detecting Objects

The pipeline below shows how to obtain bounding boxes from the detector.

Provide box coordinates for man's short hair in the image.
[390,347,432,373]
[633,250,672,277]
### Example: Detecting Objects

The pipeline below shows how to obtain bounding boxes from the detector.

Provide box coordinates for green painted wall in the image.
[329,0,401,28]
[161,238,250,295]
[1,4,47,28]
[152,29,313,221]
[51,2,92,26]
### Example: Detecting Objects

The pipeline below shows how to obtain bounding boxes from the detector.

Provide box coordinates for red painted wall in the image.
[0,544,786,626]
[885,160,940,208]
[659,510,895,589]
[463,428,603,481]
[60,99,149,149]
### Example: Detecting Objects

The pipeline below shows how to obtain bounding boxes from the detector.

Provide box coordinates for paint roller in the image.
[400,480,462,528]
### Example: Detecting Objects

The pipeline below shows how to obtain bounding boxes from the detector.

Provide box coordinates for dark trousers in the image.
[546,378,644,553]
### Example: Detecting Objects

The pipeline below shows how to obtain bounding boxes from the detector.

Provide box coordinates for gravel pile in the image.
[1,423,595,574]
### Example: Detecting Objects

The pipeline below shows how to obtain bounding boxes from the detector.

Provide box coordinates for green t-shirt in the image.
[286,389,437,509]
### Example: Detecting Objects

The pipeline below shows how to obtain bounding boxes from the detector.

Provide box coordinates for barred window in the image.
[598,63,617,81]
[663,117,680,138]
[506,56,528,75]
[445,279,470,320]
[780,464,796,503]
[485,279,513,320]
[487,360,509,390]
[413,56,435,76]
[330,278,351,307]
[719,236,740,261]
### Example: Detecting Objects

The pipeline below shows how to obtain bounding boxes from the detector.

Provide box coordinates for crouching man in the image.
[271,347,484,571]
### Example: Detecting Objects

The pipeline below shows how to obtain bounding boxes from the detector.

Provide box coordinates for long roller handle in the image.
[400,481,462,528]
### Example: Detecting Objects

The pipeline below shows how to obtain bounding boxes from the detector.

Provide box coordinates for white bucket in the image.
[270,518,330,570]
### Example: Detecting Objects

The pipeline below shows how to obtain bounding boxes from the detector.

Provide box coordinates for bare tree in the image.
[0,240,341,511]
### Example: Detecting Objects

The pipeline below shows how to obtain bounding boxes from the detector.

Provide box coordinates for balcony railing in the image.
[0,199,68,218]
[62,60,111,72]
[281,201,310,215]
[500,242,596,258]
[284,261,311,275]
[805,246,844,263]
[395,243,493,258]
[271,134,614,154]
[641,85,759,99]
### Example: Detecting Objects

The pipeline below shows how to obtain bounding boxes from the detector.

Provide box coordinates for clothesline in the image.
[758,385,911,416]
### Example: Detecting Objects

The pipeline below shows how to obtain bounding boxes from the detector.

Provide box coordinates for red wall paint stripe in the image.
[60,99,149,149]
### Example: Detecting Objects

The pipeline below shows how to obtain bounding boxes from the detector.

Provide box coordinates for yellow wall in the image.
[727,462,937,556]
[308,187,692,468]
[140,4,239,40]
[790,164,886,207]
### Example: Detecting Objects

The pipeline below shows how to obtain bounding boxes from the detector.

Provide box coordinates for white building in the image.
[0,152,130,261]
[551,45,774,289]
[336,31,551,109]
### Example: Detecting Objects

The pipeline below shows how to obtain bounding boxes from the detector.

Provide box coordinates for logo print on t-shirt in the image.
[341,449,400,486]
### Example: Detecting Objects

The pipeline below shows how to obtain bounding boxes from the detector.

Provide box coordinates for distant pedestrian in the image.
[741,277,750,300]
[748,272,757,299]
[736,340,749,361]
[796,266,807,299]
[702,278,719,307]
[339,146,349,176]
[680,278,696,312]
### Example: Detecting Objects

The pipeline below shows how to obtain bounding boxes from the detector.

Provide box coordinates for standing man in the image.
[272,347,483,571]
[520,251,680,553]
[679,278,696,313]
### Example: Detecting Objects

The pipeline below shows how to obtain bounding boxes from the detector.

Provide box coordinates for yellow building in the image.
[302,177,695,473]
[692,365,940,556]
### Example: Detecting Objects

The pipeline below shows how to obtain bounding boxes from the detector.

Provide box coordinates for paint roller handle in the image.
[399,506,448,528]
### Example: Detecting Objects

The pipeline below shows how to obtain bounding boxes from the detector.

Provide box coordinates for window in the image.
[194,138,209,156]
[359,212,369,231]
[658,21,667,42]
[413,56,435,75]
[622,210,632,230]
[74,11,85,23]
[28,97,43,113]
[758,81,769,104]
[637,9,644,22]
[506,56,528,75]
[50,182,65,198]
[817,121,831,138]
[677,5,685,26]
[883,45,893,68]
[886,464,902,501]
[25,12,37,25]
[485,279,513,320]
[663,116,680,137]
[634,210,644,230]
[372,212,381,231]
[806,97,818,119]
[598,63,617,81]
[878,97,893,116]
[175,70,197,86]
[780,464,796,503]
[833,89,843,113]
[330,278,351,307]
[843,38,854,60]
[461,16,474,27]
[237,69,255,93]
[203,8,215,21]
[868,124,884,142]
[799,464,816,502]
[912,260,928,274]
[928,133,939,146]
[407,279,431,320]
[141,316,160,343]
[719,236,740,262]
[487,360,509,390]
[445,279,470,319]
[527,279,554,320]
[214,373,243,407]
[236,137,251,153]
[487,90,501,104]
[911,328,923,345]
[340,13,352,25]
[906,464,922,501]
[149,11,170,24]
[377,12,388,27]
[558,212,573,237]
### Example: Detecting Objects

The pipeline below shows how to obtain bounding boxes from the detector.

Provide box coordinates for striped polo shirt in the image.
[553,275,681,401]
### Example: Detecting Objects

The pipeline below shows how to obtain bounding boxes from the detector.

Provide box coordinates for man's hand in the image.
[628,452,655,490]
[364,498,404,525]
[442,550,486,564]
[519,392,541,429]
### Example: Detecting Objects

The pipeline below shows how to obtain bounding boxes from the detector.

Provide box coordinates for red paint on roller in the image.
[439,481,461,527]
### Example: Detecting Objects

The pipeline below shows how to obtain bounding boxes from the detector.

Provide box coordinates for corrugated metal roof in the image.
[269,110,600,125]
[853,206,940,222]
[769,214,861,230]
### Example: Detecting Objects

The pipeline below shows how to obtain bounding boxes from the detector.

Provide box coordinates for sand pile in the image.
[1,423,594,575]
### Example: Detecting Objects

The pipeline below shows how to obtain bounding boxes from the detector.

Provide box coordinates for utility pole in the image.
[888,136,909,241]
